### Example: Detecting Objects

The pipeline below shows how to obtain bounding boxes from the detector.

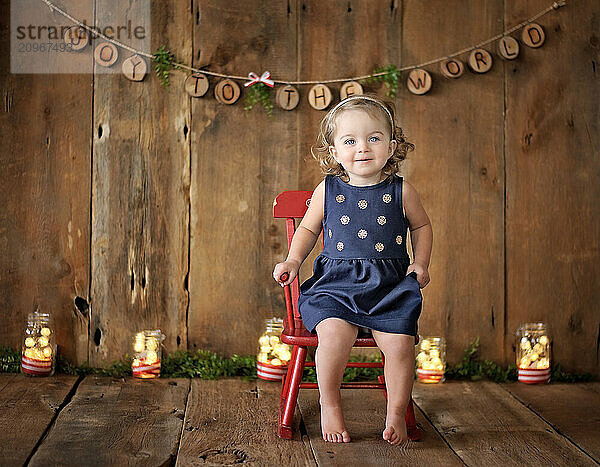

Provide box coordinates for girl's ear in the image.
[389,139,398,156]
[329,145,338,162]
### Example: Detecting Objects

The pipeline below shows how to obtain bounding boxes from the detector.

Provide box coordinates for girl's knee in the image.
[316,318,358,345]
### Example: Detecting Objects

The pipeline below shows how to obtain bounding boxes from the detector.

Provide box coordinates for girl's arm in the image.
[273,180,325,286]
[403,181,433,288]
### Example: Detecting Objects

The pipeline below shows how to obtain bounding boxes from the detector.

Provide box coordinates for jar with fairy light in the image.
[516,322,551,384]
[256,317,292,381]
[21,310,57,376]
[416,336,446,383]
[131,329,165,378]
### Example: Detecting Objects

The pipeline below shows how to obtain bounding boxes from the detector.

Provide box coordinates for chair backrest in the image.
[273,190,315,332]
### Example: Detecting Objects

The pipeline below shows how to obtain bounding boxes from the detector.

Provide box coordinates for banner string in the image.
[40,0,566,85]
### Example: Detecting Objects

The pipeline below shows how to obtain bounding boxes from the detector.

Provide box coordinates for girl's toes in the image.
[383,426,394,441]
[342,431,351,443]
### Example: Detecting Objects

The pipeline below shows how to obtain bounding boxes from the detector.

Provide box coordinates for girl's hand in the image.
[273,260,300,286]
[406,262,430,289]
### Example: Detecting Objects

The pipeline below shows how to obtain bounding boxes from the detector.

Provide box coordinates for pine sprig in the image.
[152,45,183,87]
[365,64,401,98]
[244,83,274,117]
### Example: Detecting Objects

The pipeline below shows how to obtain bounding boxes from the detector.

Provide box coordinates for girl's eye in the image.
[343,139,355,145]
[369,136,380,142]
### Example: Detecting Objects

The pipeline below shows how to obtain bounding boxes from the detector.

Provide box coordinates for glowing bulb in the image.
[530,352,539,362]
[38,336,49,347]
[435,364,444,371]
[24,348,35,358]
[132,358,141,366]
[269,336,280,346]
[431,357,442,366]
[146,350,158,363]
[25,337,35,347]
[520,337,531,350]
[420,339,431,351]
[257,352,268,363]
[538,335,548,345]
[258,335,270,346]
[40,327,51,337]
[520,357,530,369]
[422,361,433,370]
[271,358,282,366]
[532,343,543,354]
[146,337,158,351]
[42,346,52,358]
[133,341,145,353]
[429,348,439,358]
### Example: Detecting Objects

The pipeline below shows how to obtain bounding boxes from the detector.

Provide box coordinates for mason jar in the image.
[516,322,550,384]
[21,311,57,376]
[131,329,165,378]
[256,317,291,381]
[416,336,446,383]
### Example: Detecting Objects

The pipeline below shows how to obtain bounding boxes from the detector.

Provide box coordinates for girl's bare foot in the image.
[320,403,351,443]
[383,407,408,445]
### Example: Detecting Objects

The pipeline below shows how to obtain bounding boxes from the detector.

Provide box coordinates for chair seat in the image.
[281,325,379,347]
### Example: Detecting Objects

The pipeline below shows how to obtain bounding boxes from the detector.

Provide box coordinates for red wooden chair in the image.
[273,190,423,441]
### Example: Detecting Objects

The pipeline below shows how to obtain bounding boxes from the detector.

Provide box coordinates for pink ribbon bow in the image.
[244,71,274,88]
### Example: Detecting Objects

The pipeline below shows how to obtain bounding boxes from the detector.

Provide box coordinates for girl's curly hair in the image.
[311,94,414,181]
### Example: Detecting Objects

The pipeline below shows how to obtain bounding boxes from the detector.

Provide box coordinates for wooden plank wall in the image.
[0,1,598,376]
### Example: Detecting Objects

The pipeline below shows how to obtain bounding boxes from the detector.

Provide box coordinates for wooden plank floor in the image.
[0,374,598,466]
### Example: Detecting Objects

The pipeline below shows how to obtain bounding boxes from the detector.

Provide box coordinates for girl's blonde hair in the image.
[311,94,414,180]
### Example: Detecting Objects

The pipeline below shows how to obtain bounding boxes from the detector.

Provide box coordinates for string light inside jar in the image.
[516,322,551,384]
[131,330,165,379]
[416,336,446,383]
[21,310,56,376]
[256,318,291,381]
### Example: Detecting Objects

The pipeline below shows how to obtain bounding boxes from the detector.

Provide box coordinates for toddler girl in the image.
[272,94,433,446]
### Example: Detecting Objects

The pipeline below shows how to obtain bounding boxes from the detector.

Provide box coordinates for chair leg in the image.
[278,345,307,439]
[406,398,423,441]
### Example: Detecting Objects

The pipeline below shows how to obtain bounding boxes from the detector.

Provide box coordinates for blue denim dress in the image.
[298,175,422,335]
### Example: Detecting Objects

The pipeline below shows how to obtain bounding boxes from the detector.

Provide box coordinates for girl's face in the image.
[329,109,397,186]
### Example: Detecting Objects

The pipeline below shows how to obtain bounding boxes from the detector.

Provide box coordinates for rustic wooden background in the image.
[0,0,598,377]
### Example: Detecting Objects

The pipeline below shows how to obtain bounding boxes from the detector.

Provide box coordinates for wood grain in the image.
[29,376,189,466]
[502,382,600,460]
[413,380,596,465]
[189,0,298,356]
[176,379,314,466]
[298,388,463,466]
[0,1,92,364]
[504,0,600,377]
[90,0,191,365]
[398,0,506,366]
[0,374,79,466]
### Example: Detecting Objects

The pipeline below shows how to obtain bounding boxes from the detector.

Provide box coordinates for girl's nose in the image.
[357,140,369,152]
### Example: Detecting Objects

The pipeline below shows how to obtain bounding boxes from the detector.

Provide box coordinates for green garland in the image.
[365,64,401,98]
[244,83,274,117]
[152,45,183,87]
[1,341,593,382]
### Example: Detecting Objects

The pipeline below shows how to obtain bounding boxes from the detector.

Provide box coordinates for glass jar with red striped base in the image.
[256,318,291,381]
[131,330,165,379]
[21,311,56,377]
[516,323,551,384]
[416,336,446,383]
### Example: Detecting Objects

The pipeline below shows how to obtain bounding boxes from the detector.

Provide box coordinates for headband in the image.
[327,95,396,139]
